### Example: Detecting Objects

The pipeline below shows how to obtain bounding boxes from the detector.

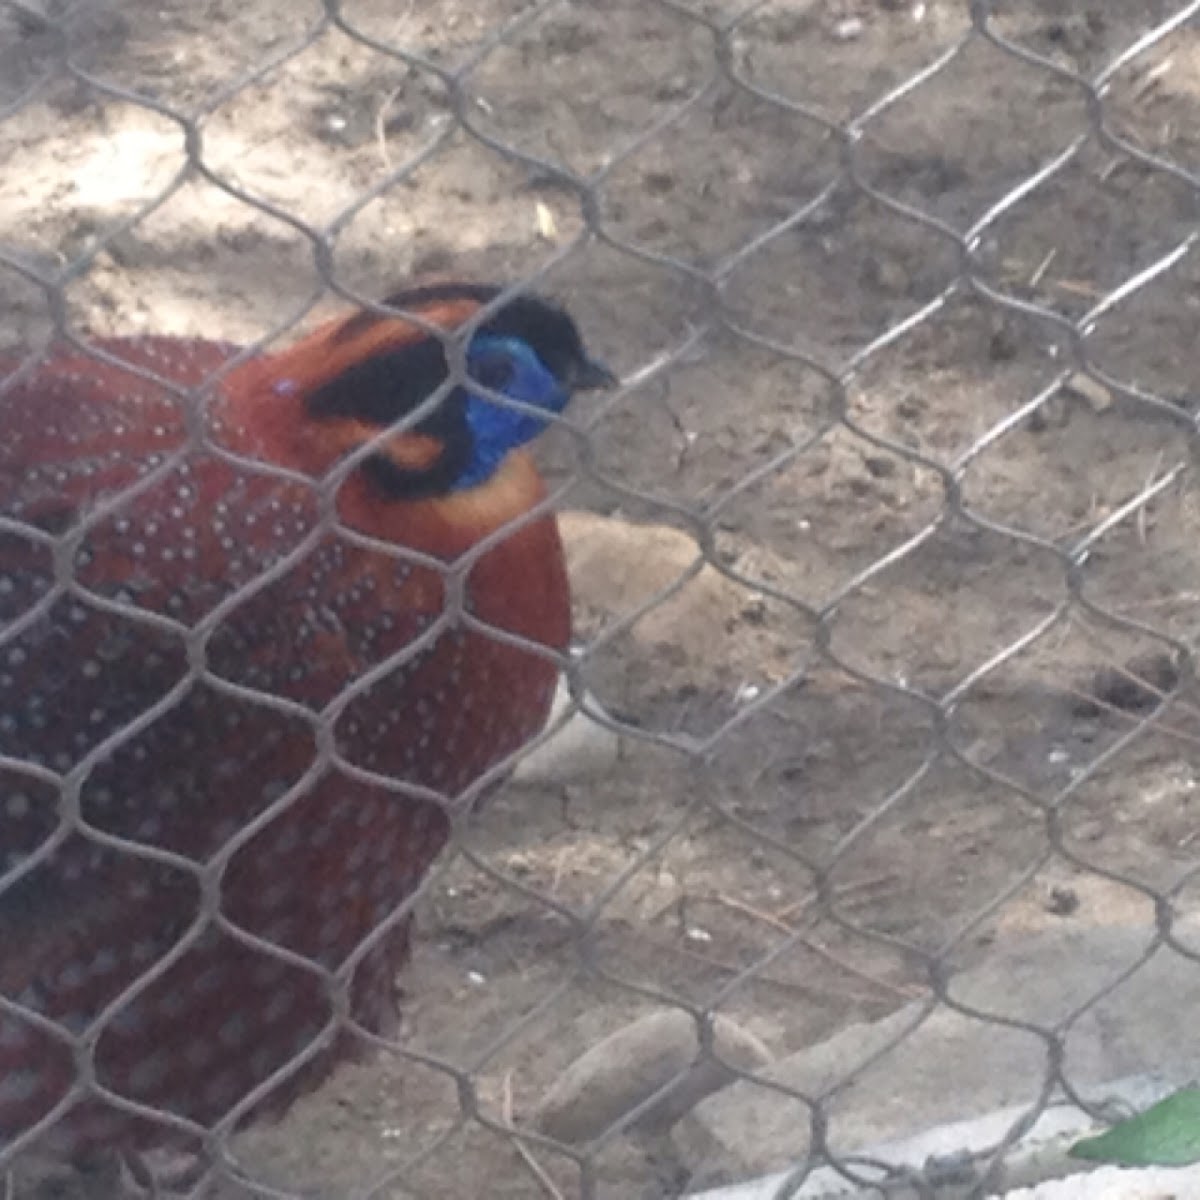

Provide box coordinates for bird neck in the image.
[341,449,557,560]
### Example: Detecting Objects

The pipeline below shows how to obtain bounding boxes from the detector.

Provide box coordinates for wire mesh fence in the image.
[3,0,1200,1197]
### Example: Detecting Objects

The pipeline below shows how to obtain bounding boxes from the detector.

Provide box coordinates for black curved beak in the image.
[571,357,619,391]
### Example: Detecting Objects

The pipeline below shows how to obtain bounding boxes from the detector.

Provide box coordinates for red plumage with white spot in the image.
[0,286,608,1164]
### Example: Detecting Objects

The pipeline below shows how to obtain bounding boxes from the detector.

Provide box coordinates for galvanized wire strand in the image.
[3,0,1200,1196]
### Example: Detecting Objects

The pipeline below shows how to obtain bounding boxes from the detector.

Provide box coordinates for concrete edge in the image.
[686,1074,1195,1199]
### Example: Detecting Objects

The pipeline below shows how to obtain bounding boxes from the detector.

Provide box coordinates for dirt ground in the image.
[4,0,1200,1196]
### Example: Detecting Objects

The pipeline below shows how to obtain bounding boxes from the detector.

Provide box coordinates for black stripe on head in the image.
[308,335,452,427]
[305,339,473,500]
[376,284,593,390]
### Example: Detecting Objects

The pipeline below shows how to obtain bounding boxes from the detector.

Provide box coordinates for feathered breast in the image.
[0,318,571,1157]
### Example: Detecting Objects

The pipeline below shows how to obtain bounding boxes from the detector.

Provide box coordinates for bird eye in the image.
[471,355,514,392]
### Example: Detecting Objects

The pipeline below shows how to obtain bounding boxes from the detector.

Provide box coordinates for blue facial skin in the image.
[453,333,570,490]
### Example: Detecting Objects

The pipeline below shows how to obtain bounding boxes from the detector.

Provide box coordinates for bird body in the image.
[0,285,611,1162]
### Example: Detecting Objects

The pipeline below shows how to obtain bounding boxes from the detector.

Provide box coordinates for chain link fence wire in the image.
[3,0,1200,1196]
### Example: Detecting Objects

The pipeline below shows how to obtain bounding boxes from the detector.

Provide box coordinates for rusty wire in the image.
[2,0,1200,1198]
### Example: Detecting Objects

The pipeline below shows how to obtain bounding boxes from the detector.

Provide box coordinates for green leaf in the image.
[1071,1088,1200,1167]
